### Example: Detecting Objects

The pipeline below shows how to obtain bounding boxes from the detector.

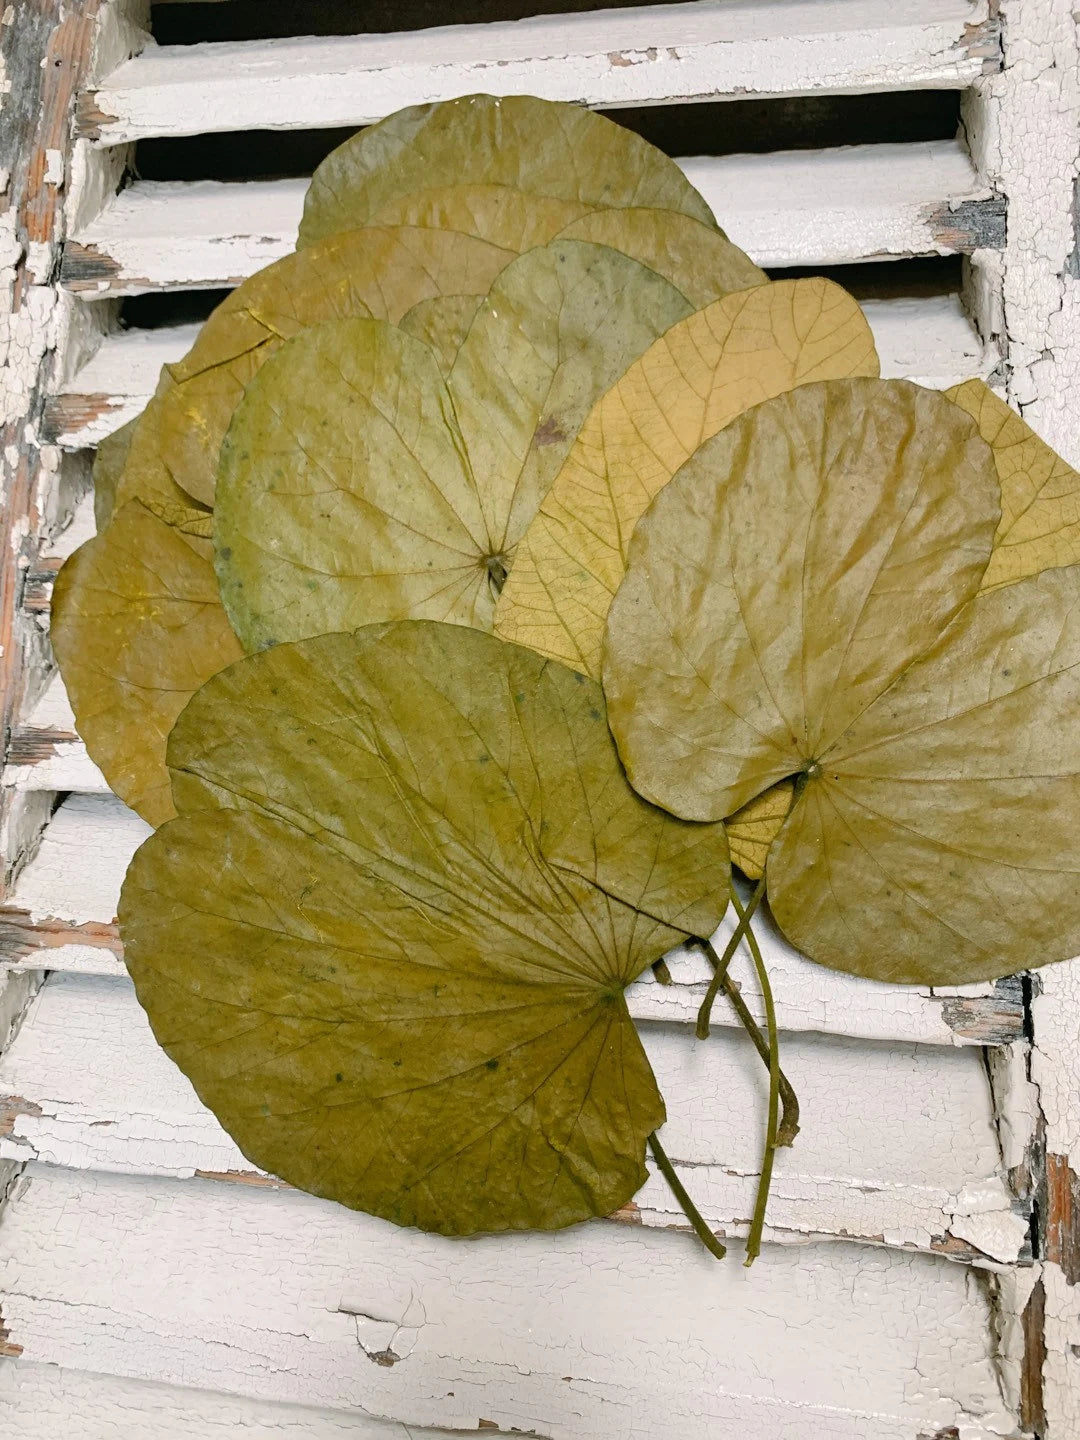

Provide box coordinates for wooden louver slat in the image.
[77,0,999,145]
[60,140,1002,297]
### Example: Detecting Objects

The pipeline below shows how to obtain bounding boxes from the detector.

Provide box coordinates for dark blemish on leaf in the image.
[218,546,232,561]
[515,692,525,704]
[532,416,567,448]
[393,1058,402,1067]
[335,1072,343,1083]
[1003,667,1011,676]
[486,1058,499,1070]
[589,708,601,721]
[479,753,490,763]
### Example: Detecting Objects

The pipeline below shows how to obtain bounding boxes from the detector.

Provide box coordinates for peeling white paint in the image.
[0,1165,1021,1439]
[84,0,995,146]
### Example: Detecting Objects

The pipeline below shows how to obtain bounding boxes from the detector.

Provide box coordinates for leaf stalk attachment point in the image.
[647,1131,727,1261]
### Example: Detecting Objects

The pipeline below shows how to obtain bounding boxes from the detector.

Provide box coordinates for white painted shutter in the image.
[2,1,1079,1435]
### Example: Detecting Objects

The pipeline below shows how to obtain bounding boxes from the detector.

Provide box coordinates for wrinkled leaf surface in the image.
[216,241,691,650]
[495,278,878,677]
[119,621,730,1232]
[599,378,1051,985]
[299,94,715,247]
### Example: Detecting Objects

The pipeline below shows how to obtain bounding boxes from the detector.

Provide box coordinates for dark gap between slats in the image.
[151,0,693,44]
[117,257,962,332]
[133,93,962,182]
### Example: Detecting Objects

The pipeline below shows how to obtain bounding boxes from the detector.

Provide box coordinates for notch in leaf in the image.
[119,621,731,1242]
[603,378,1080,986]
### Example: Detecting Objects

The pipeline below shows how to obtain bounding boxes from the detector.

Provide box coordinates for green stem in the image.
[695,872,767,1040]
[720,890,800,1148]
[647,1131,726,1261]
[742,906,780,1267]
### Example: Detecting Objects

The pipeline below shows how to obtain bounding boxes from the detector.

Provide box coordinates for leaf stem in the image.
[720,888,800,1149]
[742,904,780,1267]
[695,872,767,1040]
[647,1131,727,1261]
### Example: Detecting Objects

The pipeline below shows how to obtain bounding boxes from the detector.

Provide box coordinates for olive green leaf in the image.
[556,207,765,307]
[115,225,514,512]
[92,418,137,531]
[398,294,482,374]
[946,378,1080,590]
[299,94,716,248]
[119,621,730,1234]
[768,566,1080,984]
[601,378,1048,985]
[494,278,879,678]
[51,501,243,827]
[371,183,596,251]
[216,240,692,650]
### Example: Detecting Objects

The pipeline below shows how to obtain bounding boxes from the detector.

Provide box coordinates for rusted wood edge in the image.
[0,910,121,964]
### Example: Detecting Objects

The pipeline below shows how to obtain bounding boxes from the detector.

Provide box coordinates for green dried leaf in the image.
[371,182,596,251]
[92,418,138,531]
[495,278,879,678]
[299,94,716,248]
[398,293,482,375]
[216,240,692,650]
[555,207,765,307]
[51,501,243,827]
[119,621,729,1233]
[599,378,1066,986]
[116,225,514,512]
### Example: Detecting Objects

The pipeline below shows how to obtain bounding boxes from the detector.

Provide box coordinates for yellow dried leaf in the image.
[946,378,1080,590]
[494,278,879,677]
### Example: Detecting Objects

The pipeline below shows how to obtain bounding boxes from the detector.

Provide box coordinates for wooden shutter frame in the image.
[2,1,1080,1434]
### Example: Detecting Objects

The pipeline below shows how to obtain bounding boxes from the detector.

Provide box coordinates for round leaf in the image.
[116,225,514,512]
[603,378,1000,821]
[216,241,692,650]
[556,207,765,307]
[299,94,715,248]
[495,278,879,678]
[51,501,243,827]
[119,622,730,1233]
[946,378,1080,590]
[602,378,1028,985]
[769,567,1080,983]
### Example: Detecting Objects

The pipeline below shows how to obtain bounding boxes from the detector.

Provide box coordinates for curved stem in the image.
[743,909,780,1267]
[695,872,767,1040]
[722,889,800,1148]
[648,1131,726,1261]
